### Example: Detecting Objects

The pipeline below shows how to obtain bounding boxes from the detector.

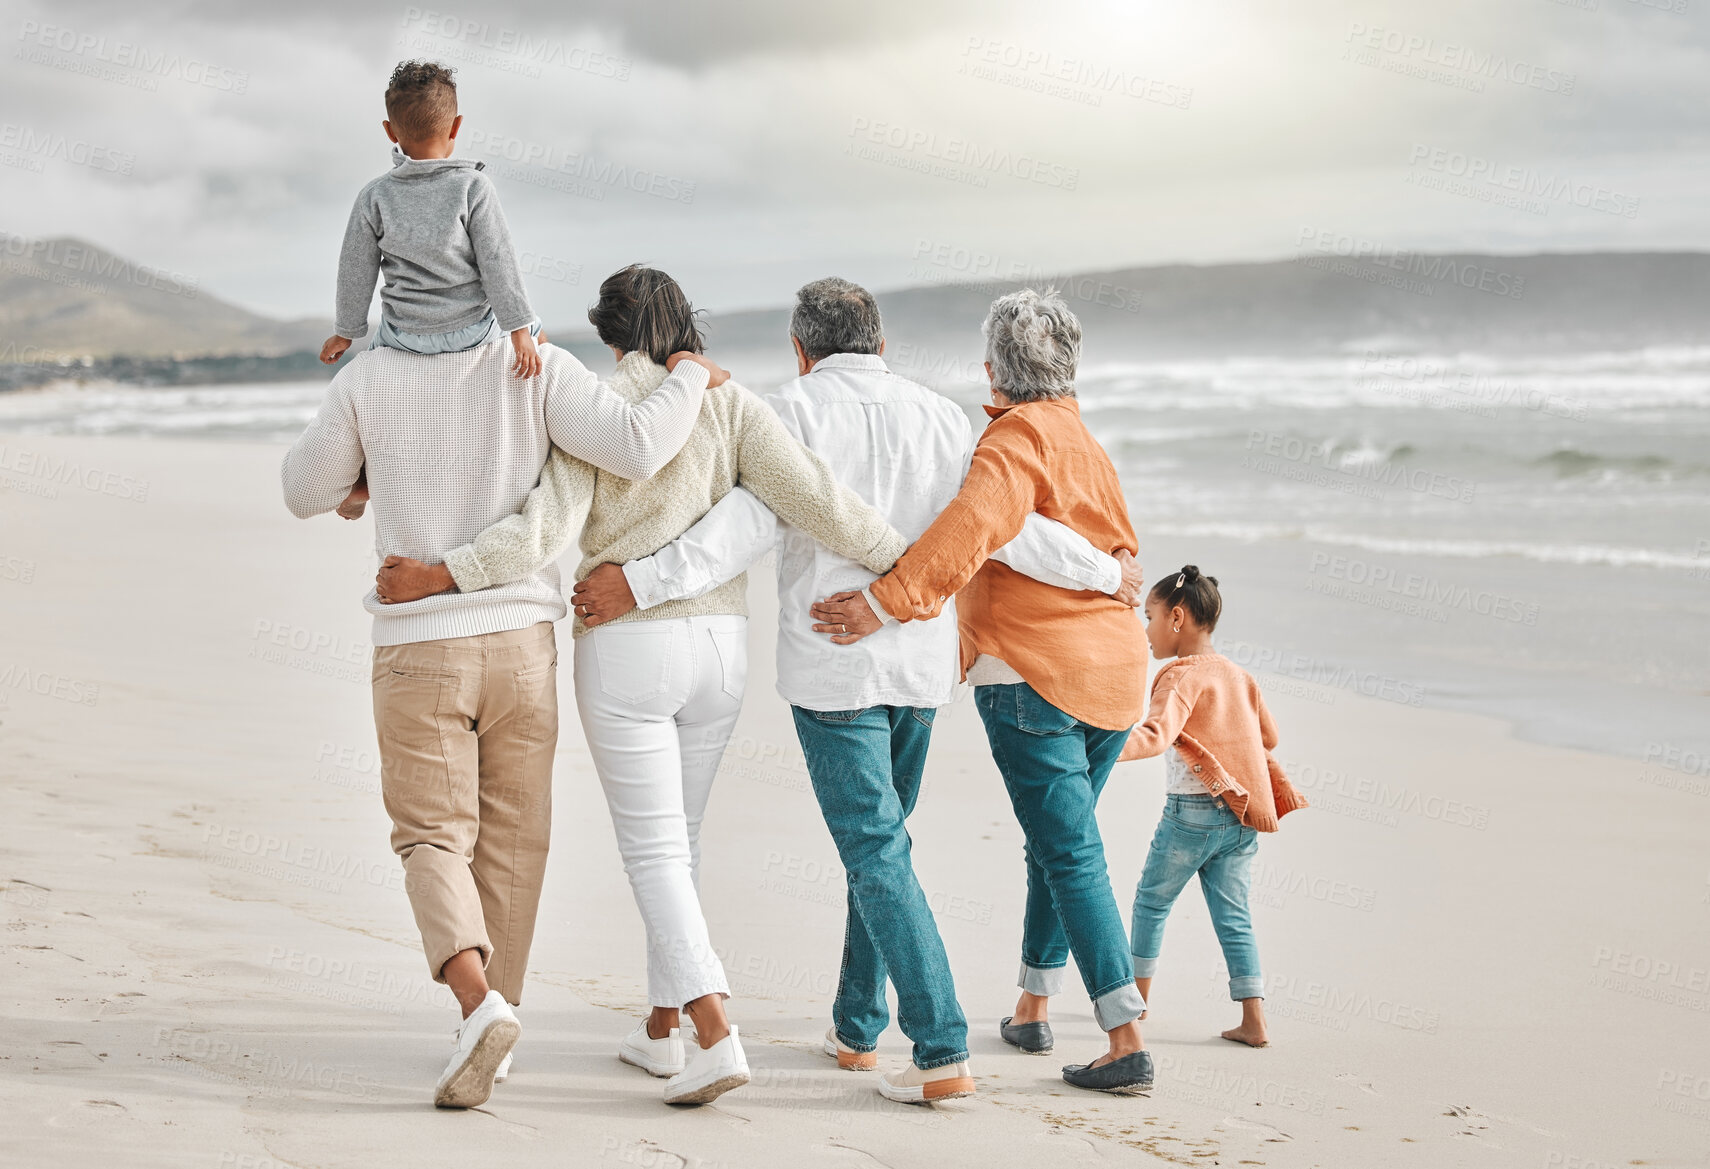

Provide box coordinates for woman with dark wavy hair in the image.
[375,263,908,1104]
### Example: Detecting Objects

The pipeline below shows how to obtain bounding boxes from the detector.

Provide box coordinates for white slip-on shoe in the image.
[435,991,521,1109]
[877,1060,976,1105]
[663,1025,751,1105]
[823,1026,876,1071]
[618,1021,686,1078]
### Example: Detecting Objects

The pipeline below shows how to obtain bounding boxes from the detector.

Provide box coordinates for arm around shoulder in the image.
[731,388,906,573]
[543,352,710,481]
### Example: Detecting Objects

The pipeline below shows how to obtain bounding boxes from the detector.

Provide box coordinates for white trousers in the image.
[574,615,746,1007]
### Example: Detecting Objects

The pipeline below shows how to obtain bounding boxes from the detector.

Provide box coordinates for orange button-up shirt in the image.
[869,395,1145,730]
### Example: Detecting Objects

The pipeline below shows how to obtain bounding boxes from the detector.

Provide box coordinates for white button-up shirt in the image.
[622,352,1121,711]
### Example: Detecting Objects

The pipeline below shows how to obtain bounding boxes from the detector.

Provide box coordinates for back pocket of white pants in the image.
[708,627,747,701]
[592,627,674,705]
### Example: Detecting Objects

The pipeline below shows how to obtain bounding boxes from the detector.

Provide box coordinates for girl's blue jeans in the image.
[1131,793,1265,1001]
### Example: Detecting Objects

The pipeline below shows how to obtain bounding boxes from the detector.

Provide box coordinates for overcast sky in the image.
[2,0,1705,323]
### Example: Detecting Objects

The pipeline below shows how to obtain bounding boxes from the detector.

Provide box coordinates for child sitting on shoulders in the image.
[319,59,544,520]
[1119,565,1308,1048]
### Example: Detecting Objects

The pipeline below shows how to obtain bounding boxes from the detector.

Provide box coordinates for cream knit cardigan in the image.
[444,351,909,636]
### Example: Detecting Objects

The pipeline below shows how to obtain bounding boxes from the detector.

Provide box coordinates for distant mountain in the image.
[6,238,1709,385]
[0,235,331,361]
[663,251,1710,377]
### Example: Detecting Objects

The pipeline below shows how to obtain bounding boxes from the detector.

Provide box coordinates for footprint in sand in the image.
[1445,1104,1492,1137]
[1333,1072,1380,1095]
[1222,1116,1293,1143]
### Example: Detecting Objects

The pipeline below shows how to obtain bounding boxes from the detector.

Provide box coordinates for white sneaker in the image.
[823,1026,876,1071]
[492,1011,518,1082]
[450,1035,516,1083]
[618,1020,686,1078]
[434,991,520,1109]
[663,1026,750,1105]
[877,1059,976,1105]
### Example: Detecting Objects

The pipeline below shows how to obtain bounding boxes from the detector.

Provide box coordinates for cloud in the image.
[2,0,1706,321]
[38,0,996,65]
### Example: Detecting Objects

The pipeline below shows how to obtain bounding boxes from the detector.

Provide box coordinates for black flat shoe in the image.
[1061,1050,1154,1094]
[999,1016,1054,1054]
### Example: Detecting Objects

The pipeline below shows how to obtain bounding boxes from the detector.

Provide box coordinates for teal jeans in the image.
[791,704,969,1070]
[975,682,1146,1031]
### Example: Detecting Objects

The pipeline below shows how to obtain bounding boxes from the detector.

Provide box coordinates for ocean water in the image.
[4,347,1707,767]
[1071,347,1710,770]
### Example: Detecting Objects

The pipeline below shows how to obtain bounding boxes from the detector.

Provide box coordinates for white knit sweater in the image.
[281,341,709,645]
[444,352,909,636]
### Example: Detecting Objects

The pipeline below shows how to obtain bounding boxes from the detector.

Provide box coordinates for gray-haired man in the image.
[570,278,1142,1102]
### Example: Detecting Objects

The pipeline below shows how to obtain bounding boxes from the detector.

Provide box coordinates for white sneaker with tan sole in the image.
[663,1026,750,1105]
[877,1060,975,1104]
[434,991,521,1109]
[823,1027,877,1070]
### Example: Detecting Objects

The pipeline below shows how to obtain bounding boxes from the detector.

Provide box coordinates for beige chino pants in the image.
[370,621,558,1004]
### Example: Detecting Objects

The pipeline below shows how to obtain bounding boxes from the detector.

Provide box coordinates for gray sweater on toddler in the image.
[335,147,534,339]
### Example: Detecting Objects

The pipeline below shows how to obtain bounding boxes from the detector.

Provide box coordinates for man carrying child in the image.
[283,59,723,1108]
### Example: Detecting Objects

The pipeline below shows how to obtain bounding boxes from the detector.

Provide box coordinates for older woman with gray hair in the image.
[812,288,1154,1093]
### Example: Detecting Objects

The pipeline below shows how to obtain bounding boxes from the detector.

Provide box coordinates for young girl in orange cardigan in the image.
[1119,566,1307,1047]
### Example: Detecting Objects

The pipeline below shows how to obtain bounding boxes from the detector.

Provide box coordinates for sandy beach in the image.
[3,431,1707,1169]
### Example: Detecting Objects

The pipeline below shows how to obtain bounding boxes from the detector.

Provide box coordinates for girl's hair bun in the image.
[1150,564,1223,630]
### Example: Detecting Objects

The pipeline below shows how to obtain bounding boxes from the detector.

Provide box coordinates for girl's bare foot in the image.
[1222,998,1269,1047]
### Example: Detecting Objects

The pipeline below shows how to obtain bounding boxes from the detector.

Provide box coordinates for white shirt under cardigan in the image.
[281,339,710,646]
[621,353,1123,712]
